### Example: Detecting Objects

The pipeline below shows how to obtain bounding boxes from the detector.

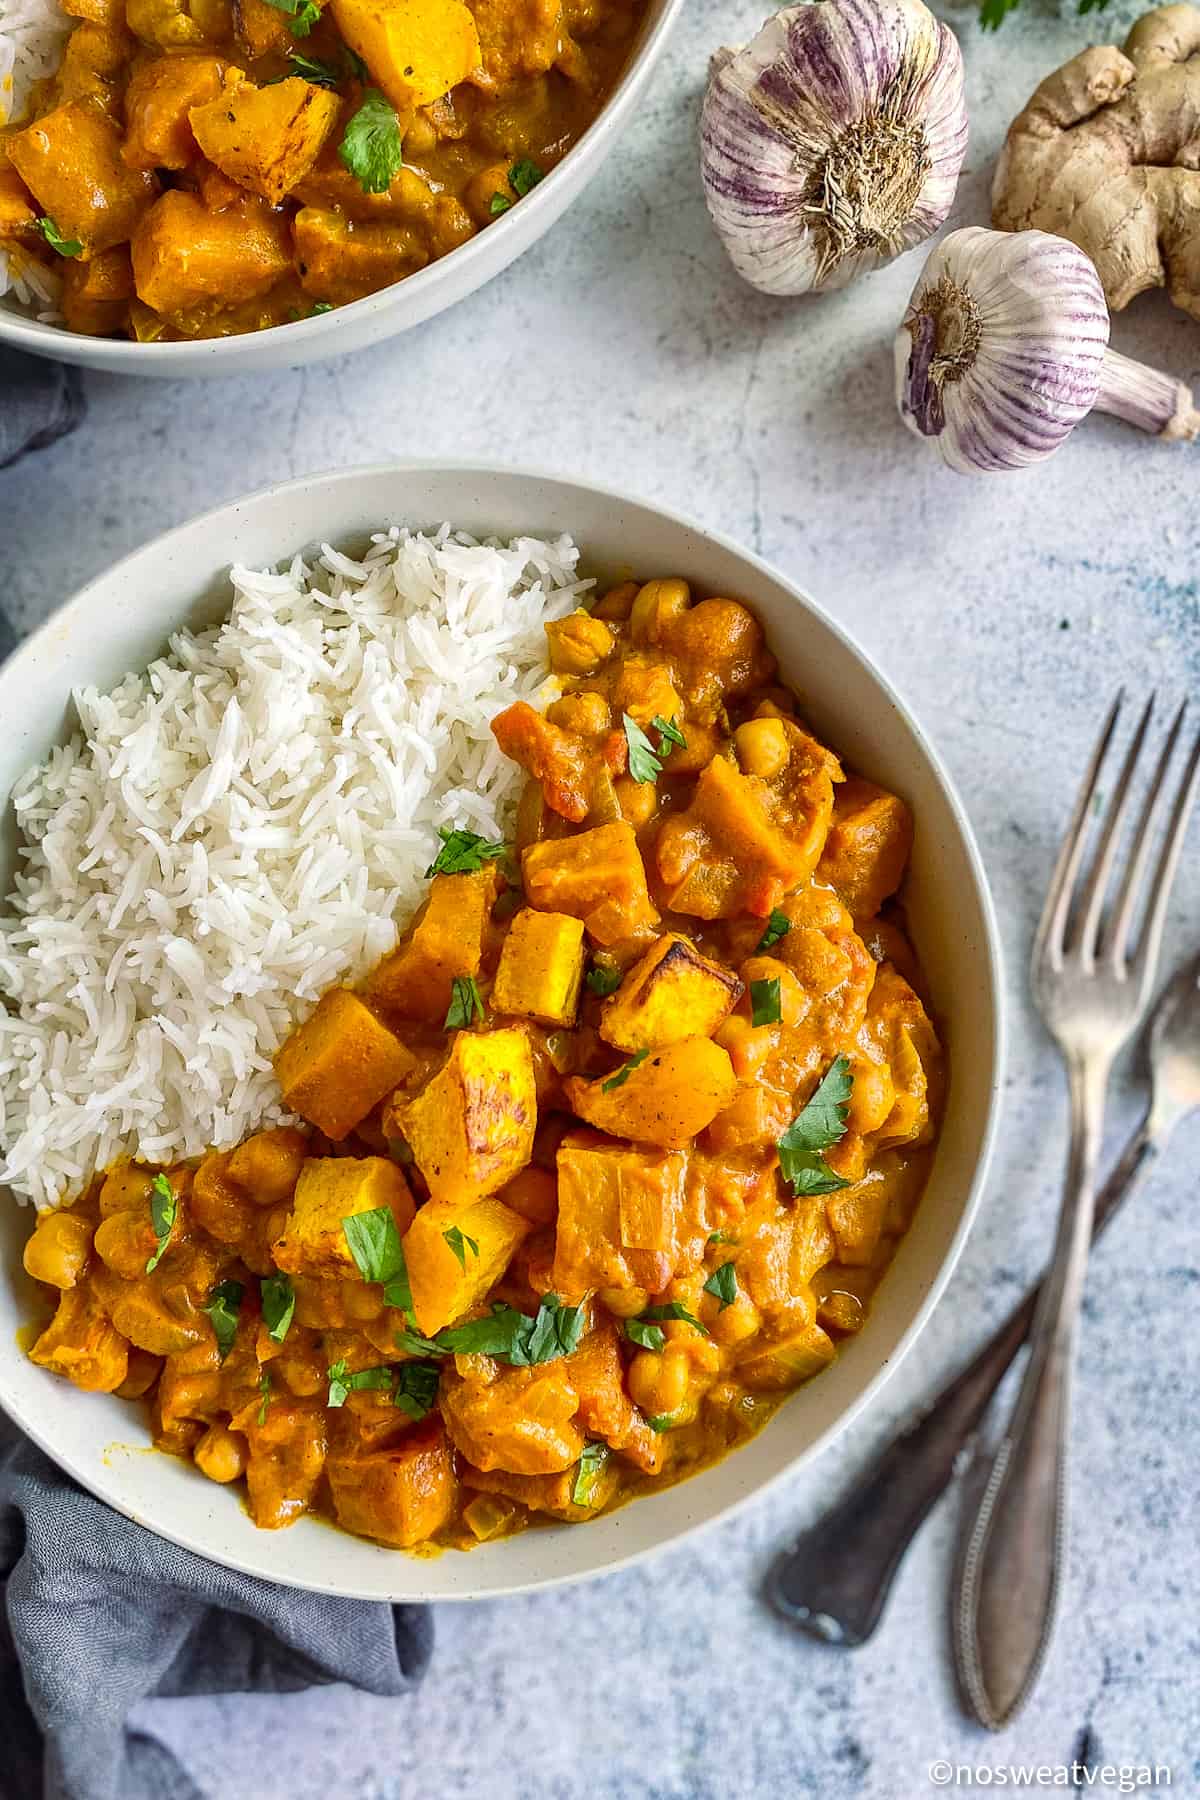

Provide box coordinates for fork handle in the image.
[953,1053,1108,1729]
[767,1111,1157,1647]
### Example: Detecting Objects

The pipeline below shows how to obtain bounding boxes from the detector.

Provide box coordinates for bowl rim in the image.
[0,0,683,362]
[0,460,1006,1599]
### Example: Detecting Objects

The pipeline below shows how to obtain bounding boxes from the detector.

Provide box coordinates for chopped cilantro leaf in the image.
[571,1442,610,1508]
[757,909,791,952]
[623,713,663,784]
[394,1359,440,1420]
[338,88,403,193]
[508,157,544,197]
[707,1229,737,1247]
[342,1205,406,1286]
[750,976,781,1026]
[601,1048,649,1093]
[257,1371,272,1425]
[645,1413,676,1433]
[145,1172,177,1273]
[650,714,686,752]
[260,0,320,34]
[443,1226,480,1270]
[777,1054,854,1196]
[426,825,507,877]
[624,1317,665,1352]
[641,1301,707,1335]
[703,1262,738,1311]
[585,962,623,998]
[287,50,340,85]
[489,192,512,216]
[260,1272,296,1344]
[445,975,485,1030]
[36,216,81,257]
[203,1280,243,1362]
[326,1359,397,1408]
[310,301,333,314]
[395,1294,588,1367]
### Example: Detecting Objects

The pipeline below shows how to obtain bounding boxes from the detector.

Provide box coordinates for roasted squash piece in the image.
[131,188,291,314]
[232,0,290,56]
[396,1026,536,1204]
[8,98,157,257]
[327,1416,457,1546]
[401,1194,532,1335]
[271,1156,415,1280]
[273,986,415,1140]
[816,777,913,921]
[293,205,429,305]
[189,76,340,206]
[522,821,659,947]
[440,1357,584,1476]
[462,1456,621,1521]
[122,53,230,170]
[125,0,222,48]
[553,1133,692,1295]
[330,0,481,113]
[565,1038,737,1149]
[51,21,132,108]
[61,243,133,333]
[468,0,567,83]
[599,932,741,1052]
[29,1285,129,1392]
[366,866,499,1025]
[491,907,585,1027]
[491,700,592,823]
[0,169,41,248]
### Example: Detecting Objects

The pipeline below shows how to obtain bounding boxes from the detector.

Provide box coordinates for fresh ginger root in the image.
[992,4,1200,321]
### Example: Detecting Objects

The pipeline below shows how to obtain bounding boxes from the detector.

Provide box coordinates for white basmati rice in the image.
[0,526,588,1210]
[0,0,69,308]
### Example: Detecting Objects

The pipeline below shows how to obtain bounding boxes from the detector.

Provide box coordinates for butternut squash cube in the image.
[274,987,415,1140]
[440,1360,584,1475]
[816,777,913,920]
[522,821,659,947]
[189,76,340,207]
[8,99,158,257]
[599,932,741,1052]
[553,1134,691,1295]
[330,0,481,113]
[367,867,498,1025]
[401,1194,532,1334]
[233,0,291,57]
[271,1155,414,1279]
[61,244,132,334]
[0,169,40,248]
[327,1417,457,1547]
[564,1038,737,1150]
[492,907,585,1027]
[396,1027,536,1204]
[131,188,291,314]
[122,53,231,170]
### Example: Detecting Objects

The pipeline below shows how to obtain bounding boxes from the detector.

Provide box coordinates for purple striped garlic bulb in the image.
[700,0,967,296]
[895,227,1200,475]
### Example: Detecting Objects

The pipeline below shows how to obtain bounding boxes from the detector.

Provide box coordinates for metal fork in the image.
[954,693,1200,1730]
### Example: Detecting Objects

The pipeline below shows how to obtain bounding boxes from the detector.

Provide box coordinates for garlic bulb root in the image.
[895,226,1200,473]
[701,0,968,298]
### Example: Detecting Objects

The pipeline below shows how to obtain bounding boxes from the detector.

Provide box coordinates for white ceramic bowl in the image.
[0,0,681,377]
[0,464,1004,1599]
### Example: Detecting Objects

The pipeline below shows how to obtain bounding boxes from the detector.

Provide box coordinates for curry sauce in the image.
[0,0,646,339]
[23,574,944,1553]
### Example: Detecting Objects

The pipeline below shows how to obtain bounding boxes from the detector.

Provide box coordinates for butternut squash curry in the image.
[23,576,944,1554]
[0,0,645,339]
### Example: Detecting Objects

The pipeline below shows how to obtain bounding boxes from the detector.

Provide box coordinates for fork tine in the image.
[1032,691,1123,972]
[1074,694,1156,966]
[1120,711,1200,983]
[1106,699,1190,974]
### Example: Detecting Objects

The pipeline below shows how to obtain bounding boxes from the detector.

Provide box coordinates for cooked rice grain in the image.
[0,526,587,1208]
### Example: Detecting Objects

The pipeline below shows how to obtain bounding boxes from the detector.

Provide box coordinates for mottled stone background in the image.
[2,0,1197,1793]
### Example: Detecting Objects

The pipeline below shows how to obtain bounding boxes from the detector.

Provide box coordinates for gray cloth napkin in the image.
[0,350,86,472]
[0,1419,434,1800]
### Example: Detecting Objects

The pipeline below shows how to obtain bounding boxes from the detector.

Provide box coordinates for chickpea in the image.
[404,111,438,156]
[94,1208,155,1281]
[628,1345,690,1417]
[707,1291,760,1348]
[597,1284,649,1320]
[614,775,657,828]
[734,716,790,780]
[116,1347,163,1399]
[194,1423,248,1485]
[226,1127,307,1206]
[342,1279,385,1323]
[273,1351,324,1397]
[23,1209,93,1289]
[546,691,610,736]
[591,581,638,623]
[98,1159,154,1218]
[465,160,516,227]
[713,1014,774,1080]
[629,578,690,646]
[545,611,616,676]
[845,1059,895,1135]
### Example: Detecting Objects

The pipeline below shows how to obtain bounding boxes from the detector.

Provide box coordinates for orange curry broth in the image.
[23,573,944,1553]
[0,0,646,339]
